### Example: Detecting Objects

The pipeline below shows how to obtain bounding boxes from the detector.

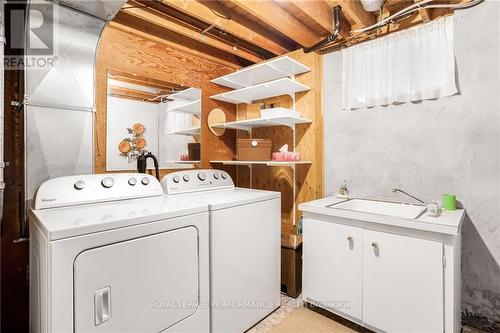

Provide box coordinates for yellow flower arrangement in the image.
[118,140,132,154]
[118,123,147,160]
[134,137,146,150]
[132,123,145,135]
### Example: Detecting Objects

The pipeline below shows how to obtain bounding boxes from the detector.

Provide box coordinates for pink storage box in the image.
[272,152,301,161]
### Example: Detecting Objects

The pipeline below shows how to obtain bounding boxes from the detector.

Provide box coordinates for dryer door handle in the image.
[94,287,111,326]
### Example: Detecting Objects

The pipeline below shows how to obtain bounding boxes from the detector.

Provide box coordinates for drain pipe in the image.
[304,6,342,53]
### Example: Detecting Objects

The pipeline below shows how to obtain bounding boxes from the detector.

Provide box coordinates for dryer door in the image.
[74,226,199,332]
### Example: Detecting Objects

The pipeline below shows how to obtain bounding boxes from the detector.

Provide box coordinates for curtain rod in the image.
[322,0,484,51]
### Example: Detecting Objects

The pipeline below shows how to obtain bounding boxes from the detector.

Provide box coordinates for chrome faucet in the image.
[392,188,425,204]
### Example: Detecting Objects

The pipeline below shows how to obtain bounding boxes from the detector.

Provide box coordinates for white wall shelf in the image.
[211,56,310,89]
[166,160,201,165]
[169,99,201,115]
[168,87,201,101]
[209,56,311,227]
[211,115,311,133]
[166,127,200,136]
[210,78,310,105]
[210,160,311,167]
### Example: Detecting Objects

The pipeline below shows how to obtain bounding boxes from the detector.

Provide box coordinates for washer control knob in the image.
[173,175,180,183]
[101,177,114,188]
[198,172,206,181]
[183,175,190,182]
[74,180,86,190]
[221,173,227,180]
[213,173,220,180]
[141,177,150,185]
[128,177,137,186]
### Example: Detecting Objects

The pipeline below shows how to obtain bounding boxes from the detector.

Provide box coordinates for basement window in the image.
[342,16,457,110]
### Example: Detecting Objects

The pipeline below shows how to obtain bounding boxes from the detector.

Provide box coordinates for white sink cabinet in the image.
[300,197,464,333]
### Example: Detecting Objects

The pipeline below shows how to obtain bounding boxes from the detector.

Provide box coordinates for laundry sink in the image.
[328,198,426,219]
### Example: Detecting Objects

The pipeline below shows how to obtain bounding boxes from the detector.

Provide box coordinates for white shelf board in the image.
[166,127,201,136]
[211,116,311,133]
[169,99,201,115]
[210,160,312,167]
[211,56,310,89]
[210,78,310,105]
[169,87,201,101]
[166,160,201,164]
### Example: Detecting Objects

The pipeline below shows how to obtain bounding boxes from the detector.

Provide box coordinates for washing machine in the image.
[161,170,281,333]
[29,173,210,333]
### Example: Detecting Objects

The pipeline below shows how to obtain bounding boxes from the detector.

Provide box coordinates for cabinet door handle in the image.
[347,236,353,241]
[372,242,378,248]
[95,287,111,326]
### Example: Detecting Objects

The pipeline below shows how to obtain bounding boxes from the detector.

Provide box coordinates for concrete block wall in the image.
[323,1,500,325]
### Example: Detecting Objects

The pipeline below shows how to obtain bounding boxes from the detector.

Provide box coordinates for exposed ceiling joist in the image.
[414,0,431,22]
[108,69,186,91]
[108,20,242,69]
[147,0,292,56]
[109,85,162,102]
[120,4,264,63]
[222,0,322,47]
[277,0,334,35]
[109,0,467,60]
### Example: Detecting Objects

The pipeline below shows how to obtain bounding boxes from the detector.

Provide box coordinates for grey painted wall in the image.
[323,1,500,323]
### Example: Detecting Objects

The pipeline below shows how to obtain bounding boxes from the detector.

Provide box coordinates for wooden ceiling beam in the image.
[413,0,431,22]
[118,5,264,63]
[111,77,180,92]
[327,0,376,28]
[222,0,322,47]
[107,21,242,69]
[109,85,162,102]
[108,69,185,91]
[141,0,292,56]
[277,0,334,35]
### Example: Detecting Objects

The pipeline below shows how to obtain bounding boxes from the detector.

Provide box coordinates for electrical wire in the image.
[352,0,485,34]
[323,0,484,51]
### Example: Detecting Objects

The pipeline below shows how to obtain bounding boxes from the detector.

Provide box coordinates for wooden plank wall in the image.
[95,25,239,178]
[236,50,324,234]
[96,28,324,234]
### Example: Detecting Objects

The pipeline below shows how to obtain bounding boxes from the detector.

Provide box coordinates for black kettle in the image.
[137,151,160,180]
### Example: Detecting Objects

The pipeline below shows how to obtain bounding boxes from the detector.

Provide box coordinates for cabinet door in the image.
[363,230,444,333]
[303,219,363,320]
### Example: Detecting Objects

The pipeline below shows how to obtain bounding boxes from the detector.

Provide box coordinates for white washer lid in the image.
[170,187,280,211]
[30,196,208,241]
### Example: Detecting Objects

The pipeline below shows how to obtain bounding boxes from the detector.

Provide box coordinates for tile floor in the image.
[248,295,359,333]
[248,296,488,333]
[248,295,303,333]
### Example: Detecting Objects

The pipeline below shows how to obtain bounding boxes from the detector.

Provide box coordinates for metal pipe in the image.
[352,0,484,34]
[304,6,342,53]
[352,0,434,34]
[425,0,484,10]
[325,0,484,50]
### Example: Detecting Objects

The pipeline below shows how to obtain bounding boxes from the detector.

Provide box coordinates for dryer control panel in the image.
[33,173,163,210]
[161,169,234,194]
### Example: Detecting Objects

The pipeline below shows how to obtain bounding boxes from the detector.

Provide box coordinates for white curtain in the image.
[342,16,457,110]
